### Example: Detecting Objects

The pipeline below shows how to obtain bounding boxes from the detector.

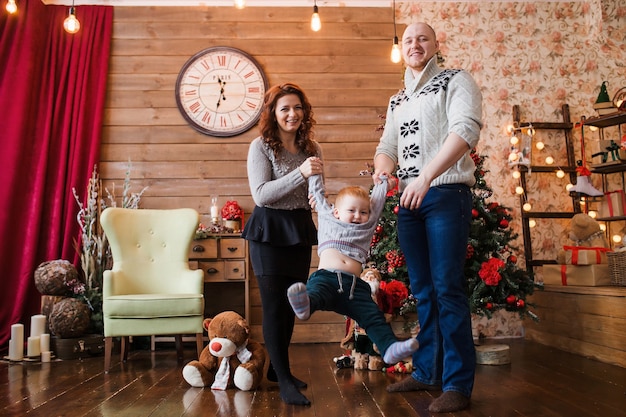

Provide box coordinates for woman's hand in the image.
[299,156,323,179]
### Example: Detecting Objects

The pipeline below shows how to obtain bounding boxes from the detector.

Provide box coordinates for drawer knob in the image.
[192,245,205,253]
[227,247,238,253]
[232,268,240,273]
[206,267,218,274]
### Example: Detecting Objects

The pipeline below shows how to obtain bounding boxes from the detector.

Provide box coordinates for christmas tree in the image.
[367,149,539,321]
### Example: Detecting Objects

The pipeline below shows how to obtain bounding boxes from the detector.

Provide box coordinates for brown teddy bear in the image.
[182,311,266,391]
[556,213,609,264]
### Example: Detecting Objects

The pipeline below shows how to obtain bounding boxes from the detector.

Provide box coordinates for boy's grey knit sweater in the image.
[309,174,388,265]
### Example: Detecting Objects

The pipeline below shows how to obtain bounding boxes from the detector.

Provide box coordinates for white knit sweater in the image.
[375,57,483,191]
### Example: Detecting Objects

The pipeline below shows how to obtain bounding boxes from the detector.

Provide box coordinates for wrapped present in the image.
[562,245,610,265]
[600,190,626,218]
[543,264,611,286]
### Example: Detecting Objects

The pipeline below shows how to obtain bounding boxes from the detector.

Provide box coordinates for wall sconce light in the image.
[390,0,401,63]
[311,0,321,32]
[234,0,245,9]
[63,1,80,34]
[5,0,17,14]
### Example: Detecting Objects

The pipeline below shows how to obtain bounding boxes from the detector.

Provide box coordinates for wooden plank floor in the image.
[1,338,625,417]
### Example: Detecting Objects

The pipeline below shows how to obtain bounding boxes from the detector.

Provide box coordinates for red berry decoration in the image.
[466,244,475,259]
[508,255,517,264]
[485,302,493,310]
[516,299,525,308]
[499,219,509,228]
[472,208,479,218]
[506,294,516,305]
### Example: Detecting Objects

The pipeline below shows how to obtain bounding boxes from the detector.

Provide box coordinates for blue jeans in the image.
[397,184,475,397]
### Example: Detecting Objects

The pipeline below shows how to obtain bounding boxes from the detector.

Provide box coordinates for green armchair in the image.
[100,207,204,372]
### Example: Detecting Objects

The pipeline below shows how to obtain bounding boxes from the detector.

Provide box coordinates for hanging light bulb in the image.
[512,170,521,179]
[391,37,401,63]
[63,2,80,34]
[515,186,524,195]
[523,202,532,211]
[529,219,537,228]
[390,0,401,63]
[612,234,622,244]
[234,0,245,9]
[311,1,321,32]
[556,169,565,178]
[535,141,545,150]
[510,135,519,145]
[588,210,597,219]
[565,183,574,191]
[545,156,554,165]
[5,0,17,14]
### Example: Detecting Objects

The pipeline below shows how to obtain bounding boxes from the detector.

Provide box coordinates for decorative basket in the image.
[606,251,626,286]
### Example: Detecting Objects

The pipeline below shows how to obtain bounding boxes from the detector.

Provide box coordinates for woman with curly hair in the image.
[242,83,323,405]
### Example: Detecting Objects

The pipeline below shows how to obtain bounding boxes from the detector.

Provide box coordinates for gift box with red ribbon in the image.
[562,245,610,265]
[543,264,611,286]
[600,190,626,218]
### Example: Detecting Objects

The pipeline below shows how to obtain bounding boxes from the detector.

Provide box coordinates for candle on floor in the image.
[27,336,41,357]
[40,333,50,353]
[9,324,24,360]
[30,314,46,337]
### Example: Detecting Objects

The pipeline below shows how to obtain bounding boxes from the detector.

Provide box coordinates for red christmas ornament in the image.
[471,208,479,218]
[393,205,400,214]
[485,302,493,310]
[376,225,383,234]
[506,295,516,305]
[499,219,509,228]
[516,299,525,308]
[508,255,517,264]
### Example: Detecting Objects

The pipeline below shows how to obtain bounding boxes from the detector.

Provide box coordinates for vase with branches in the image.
[72,162,147,334]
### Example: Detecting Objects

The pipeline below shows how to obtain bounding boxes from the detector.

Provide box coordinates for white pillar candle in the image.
[30,314,46,337]
[41,351,52,363]
[211,204,219,220]
[27,336,41,357]
[9,324,24,360]
[40,333,50,353]
[11,323,24,343]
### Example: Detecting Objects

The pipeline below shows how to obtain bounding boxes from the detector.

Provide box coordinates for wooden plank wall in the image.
[101,6,405,343]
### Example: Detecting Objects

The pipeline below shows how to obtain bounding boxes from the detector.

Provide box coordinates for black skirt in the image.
[243,206,317,278]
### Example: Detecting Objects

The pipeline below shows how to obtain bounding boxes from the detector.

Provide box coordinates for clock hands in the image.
[216,77,227,109]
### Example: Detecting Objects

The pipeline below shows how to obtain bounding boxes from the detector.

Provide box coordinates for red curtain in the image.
[0,1,113,349]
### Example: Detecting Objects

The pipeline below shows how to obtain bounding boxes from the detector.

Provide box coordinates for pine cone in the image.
[34,260,79,296]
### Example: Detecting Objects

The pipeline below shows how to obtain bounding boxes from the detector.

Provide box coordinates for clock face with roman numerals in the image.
[175,47,268,137]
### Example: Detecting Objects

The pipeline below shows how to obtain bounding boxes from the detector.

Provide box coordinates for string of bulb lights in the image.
[4,1,401,58]
[4,0,81,33]
[506,120,616,240]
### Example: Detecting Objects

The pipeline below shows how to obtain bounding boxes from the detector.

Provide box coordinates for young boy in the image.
[288,174,419,366]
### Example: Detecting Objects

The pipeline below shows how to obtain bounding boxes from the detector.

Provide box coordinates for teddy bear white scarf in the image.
[211,342,253,390]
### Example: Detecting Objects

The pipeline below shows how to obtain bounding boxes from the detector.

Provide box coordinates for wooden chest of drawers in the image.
[188,235,249,320]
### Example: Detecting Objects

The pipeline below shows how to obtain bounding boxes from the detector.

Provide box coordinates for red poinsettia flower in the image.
[221,200,243,220]
[478,258,505,286]
[378,280,409,315]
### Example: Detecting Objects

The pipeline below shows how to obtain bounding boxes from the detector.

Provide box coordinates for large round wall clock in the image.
[175,46,268,137]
